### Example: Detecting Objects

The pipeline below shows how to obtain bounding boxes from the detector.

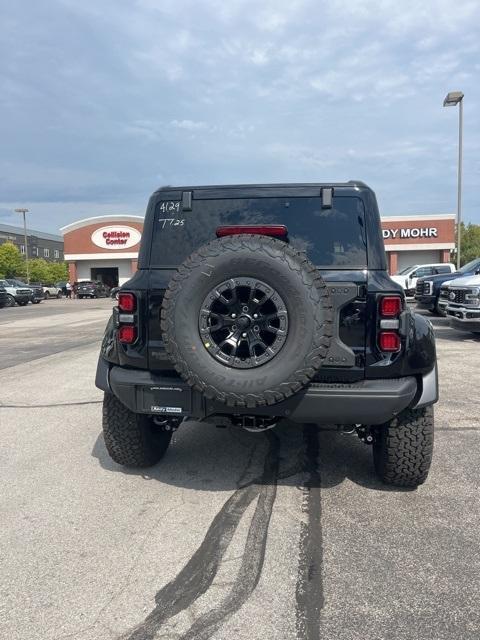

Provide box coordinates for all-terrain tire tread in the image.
[374,406,434,487]
[102,393,171,467]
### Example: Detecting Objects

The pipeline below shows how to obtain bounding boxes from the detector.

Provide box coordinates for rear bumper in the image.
[96,359,438,425]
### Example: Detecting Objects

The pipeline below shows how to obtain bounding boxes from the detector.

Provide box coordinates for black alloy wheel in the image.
[199,277,288,369]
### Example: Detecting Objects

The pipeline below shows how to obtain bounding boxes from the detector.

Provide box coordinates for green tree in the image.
[46,261,69,283]
[460,223,480,265]
[0,242,23,278]
[28,258,51,283]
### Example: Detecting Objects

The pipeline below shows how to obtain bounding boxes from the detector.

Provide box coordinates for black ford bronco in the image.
[96,182,437,487]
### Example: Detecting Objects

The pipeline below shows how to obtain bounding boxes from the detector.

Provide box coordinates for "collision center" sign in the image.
[91,225,142,249]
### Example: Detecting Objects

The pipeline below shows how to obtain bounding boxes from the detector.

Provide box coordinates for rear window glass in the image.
[150,196,367,268]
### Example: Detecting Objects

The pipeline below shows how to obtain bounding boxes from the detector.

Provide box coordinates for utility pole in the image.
[14,208,30,283]
[443,91,464,269]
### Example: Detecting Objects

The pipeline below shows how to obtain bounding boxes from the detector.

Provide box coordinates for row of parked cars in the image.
[414,257,480,334]
[0,279,65,308]
[390,257,480,334]
[0,279,116,308]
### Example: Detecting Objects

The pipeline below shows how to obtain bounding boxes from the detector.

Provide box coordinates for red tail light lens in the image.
[216,225,288,238]
[118,325,136,344]
[380,295,402,317]
[118,292,136,312]
[379,331,401,352]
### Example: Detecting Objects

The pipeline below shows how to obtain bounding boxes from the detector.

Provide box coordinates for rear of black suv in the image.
[96,183,438,487]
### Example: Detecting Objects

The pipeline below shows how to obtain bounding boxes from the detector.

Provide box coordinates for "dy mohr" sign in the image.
[382,227,438,240]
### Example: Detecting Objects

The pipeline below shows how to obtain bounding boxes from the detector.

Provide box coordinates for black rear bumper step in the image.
[98,359,421,425]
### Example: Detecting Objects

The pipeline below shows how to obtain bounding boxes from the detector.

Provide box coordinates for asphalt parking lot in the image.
[1,300,479,640]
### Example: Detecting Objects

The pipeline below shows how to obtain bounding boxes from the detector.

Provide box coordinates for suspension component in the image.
[355,425,375,444]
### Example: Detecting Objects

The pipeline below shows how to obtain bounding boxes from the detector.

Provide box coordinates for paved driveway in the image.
[0,303,479,639]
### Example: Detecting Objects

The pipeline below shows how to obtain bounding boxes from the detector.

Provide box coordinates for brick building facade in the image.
[0,223,64,262]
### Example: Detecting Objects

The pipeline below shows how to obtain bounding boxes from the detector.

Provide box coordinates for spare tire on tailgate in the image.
[161,235,333,408]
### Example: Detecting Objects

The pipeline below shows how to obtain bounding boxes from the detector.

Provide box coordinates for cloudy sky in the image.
[1,0,479,233]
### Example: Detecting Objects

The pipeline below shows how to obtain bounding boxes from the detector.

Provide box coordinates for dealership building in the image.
[381,214,456,273]
[60,212,456,286]
[61,215,143,288]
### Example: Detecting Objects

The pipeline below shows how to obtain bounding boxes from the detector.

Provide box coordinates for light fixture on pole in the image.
[443,91,464,270]
[14,208,31,283]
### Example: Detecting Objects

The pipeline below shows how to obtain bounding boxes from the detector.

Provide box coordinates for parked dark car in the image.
[415,257,480,315]
[76,281,109,299]
[96,181,438,488]
[7,279,44,304]
[0,285,7,309]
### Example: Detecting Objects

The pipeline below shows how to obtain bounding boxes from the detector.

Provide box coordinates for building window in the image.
[32,247,38,257]
[44,248,50,258]
[20,245,25,254]
[54,249,60,259]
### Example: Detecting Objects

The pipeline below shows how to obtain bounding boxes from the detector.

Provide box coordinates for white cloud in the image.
[1,0,480,226]
[170,119,210,131]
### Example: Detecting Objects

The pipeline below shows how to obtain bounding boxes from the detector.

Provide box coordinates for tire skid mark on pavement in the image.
[116,426,324,640]
[119,432,280,640]
[295,425,324,640]
[178,434,280,640]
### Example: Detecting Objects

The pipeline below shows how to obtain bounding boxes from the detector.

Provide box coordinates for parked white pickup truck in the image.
[390,263,455,297]
[445,275,480,335]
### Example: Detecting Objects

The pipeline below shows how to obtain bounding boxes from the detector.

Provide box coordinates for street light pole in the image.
[443,91,464,270]
[456,97,463,271]
[14,208,30,283]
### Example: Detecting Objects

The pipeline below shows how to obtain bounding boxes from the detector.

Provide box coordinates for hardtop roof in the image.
[152,180,370,196]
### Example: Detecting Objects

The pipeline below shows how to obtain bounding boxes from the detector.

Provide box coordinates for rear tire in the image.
[45,291,50,299]
[373,406,434,487]
[102,393,173,467]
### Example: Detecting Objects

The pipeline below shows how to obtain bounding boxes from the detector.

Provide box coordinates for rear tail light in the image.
[216,225,288,239]
[379,331,401,352]
[118,325,137,344]
[118,292,136,312]
[378,294,403,353]
[117,291,138,345]
[380,295,402,317]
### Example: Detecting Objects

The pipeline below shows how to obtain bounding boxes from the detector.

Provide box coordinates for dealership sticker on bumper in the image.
[151,405,182,414]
